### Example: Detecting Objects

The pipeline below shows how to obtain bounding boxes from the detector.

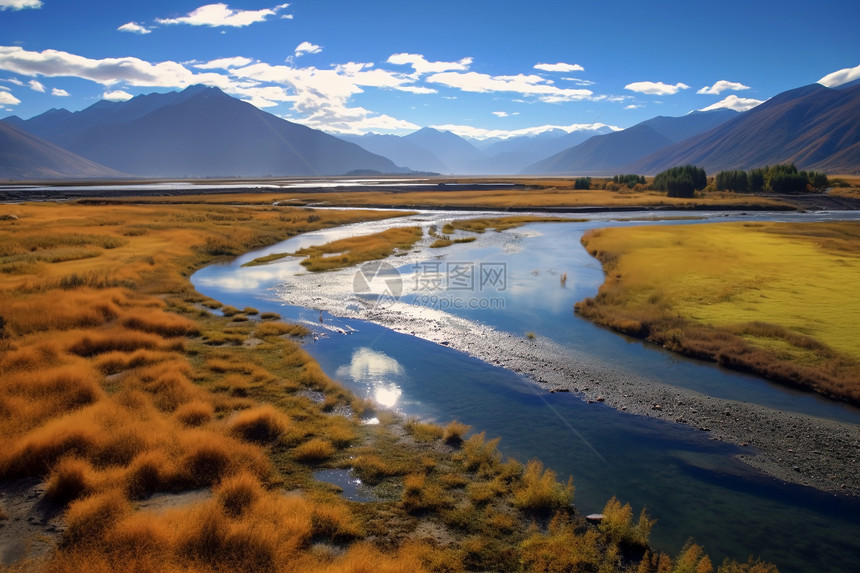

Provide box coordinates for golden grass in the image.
[576,221,860,402]
[442,420,471,446]
[133,182,793,211]
[229,405,290,443]
[288,226,423,272]
[442,215,574,234]
[0,197,775,572]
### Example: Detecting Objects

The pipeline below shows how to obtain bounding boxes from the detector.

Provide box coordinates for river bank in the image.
[271,216,860,498]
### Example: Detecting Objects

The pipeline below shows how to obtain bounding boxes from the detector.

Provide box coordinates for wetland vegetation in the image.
[576,221,860,403]
[0,195,786,572]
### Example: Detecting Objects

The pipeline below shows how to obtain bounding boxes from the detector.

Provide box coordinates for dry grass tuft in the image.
[292,437,336,462]
[120,310,200,337]
[45,457,97,504]
[125,449,171,500]
[512,459,574,512]
[216,471,264,517]
[62,489,131,549]
[174,399,215,427]
[404,418,444,442]
[229,405,290,444]
[255,320,310,338]
[175,430,273,488]
[442,420,471,446]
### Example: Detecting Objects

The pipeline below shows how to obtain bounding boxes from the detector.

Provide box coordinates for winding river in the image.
[192,209,860,573]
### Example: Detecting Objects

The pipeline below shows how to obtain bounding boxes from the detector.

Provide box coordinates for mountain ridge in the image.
[4,85,407,178]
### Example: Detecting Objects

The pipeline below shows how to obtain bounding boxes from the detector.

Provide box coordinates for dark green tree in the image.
[574,177,592,190]
[651,165,707,198]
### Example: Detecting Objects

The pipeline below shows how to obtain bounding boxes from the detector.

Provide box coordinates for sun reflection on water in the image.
[336,347,405,409]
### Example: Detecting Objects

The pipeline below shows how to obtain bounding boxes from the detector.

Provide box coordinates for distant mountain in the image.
[342,133,449,174]
[347,126,616,174]
[627,83,860,174]
[4,85,406,177]
[477,127,615,174]
[0,122,126,180]
[401,128,487,174]
[524,109,737,175]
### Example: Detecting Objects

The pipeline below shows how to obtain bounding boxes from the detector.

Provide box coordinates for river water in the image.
[192,209,860,573]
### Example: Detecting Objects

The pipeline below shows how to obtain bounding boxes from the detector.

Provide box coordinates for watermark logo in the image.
[353,261,403,308]
[411,261,507,310]
[353,260,508,310]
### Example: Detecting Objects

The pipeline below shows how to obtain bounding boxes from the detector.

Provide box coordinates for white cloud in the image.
[118,22,152,35]
[156,3,291,28]
[294,41,322,57]
[818,64,860,87]
[0,0,42,10]
[28,79,44,92]
[624,81,690,95]
[534,62,584,73]
[696,80,750,95]
[562,77,595,86]
[0,46,234,89]
[0,90,20,105]
[3,77,24,86]
[698,94,763,112]
[387,53,472,76]
[492,111,509,117]
[427,71,593,102]
[228,61,425,133]
[51,87,69,96]
[194,56,254,70]
[625,104,643,109]
[430,122,619,141]
[103,90,134,101]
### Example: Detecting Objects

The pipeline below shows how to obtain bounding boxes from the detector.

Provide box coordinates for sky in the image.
[1,0,858,140]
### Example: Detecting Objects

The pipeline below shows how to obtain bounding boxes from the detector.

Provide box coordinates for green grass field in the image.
[577,221,860,402]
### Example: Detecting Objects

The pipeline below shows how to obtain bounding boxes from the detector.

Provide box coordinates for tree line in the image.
[600,164,829,197]
[714,164,828,193]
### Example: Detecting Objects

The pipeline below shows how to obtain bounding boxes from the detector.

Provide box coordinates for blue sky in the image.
[1,0,858,139]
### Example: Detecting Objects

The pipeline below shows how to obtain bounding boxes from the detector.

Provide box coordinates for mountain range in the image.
[2,80,859,180]
[343,125,613,174]
[626,82,860,174]
[3,85,404,178]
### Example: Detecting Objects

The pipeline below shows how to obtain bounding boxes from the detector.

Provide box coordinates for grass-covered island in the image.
[0,195,786,572]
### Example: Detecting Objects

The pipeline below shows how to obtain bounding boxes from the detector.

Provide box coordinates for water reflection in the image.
[335,347,404,409]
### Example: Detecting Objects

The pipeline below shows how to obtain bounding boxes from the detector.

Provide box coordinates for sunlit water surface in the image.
[193,210,860,573]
